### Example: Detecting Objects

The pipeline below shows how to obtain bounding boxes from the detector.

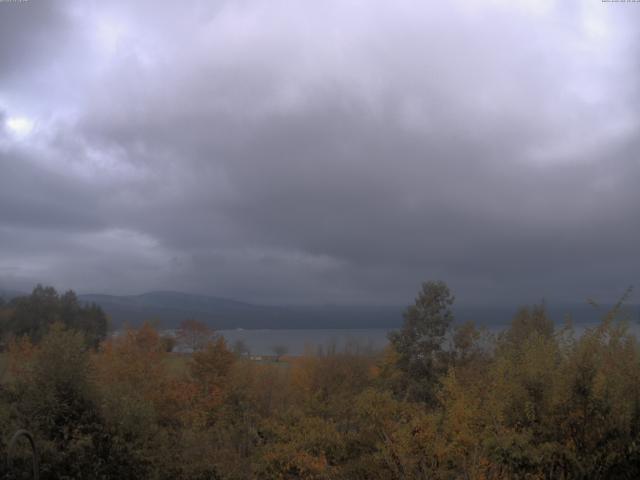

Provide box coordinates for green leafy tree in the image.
[388,280,455,404]
[9,324,107,479]
[6,285,59,341]
[4,285,107,347]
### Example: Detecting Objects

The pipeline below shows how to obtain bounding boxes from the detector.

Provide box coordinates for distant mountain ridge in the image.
[3,288,639,330]
[78,291,406,329]
[0,288,27,301]
[78,291,640,330]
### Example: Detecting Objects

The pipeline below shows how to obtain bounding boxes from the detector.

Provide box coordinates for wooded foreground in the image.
[1,282,639,479]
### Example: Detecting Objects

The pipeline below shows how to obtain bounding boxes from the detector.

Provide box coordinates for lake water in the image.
[217,328,391,356]
[157,318,640,356]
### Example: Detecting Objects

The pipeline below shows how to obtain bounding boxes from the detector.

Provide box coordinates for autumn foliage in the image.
[1,283,640,479]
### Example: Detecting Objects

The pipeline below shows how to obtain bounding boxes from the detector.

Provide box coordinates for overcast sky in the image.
[1,0,639,306]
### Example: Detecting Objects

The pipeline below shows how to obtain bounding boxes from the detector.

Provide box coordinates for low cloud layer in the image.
[1,0,639,305]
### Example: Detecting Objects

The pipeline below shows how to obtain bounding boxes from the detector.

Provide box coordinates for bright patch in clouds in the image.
[5,116,34,138]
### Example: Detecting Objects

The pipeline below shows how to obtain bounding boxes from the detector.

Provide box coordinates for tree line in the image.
[1,282,639,479]
[0,285,108,348]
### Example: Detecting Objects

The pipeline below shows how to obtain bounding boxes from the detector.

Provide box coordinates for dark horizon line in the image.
[2,285,638,310]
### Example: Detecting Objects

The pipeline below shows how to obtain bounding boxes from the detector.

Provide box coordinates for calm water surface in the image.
[218,322,640,356]
[161,320,640,356]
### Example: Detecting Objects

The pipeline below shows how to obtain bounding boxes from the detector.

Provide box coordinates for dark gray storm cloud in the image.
[1,0,640,305]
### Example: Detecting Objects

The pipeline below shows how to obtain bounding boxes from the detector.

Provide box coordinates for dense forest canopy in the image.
[0,285,108,348]
[0,282,639,479]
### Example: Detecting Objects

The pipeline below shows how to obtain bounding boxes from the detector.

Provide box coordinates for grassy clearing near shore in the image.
[164,352,292,378]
